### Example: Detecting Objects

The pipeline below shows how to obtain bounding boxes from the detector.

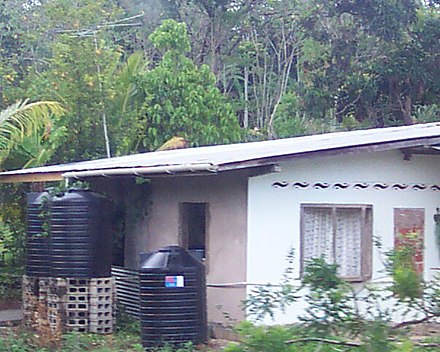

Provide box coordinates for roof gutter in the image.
[62,163,218,179]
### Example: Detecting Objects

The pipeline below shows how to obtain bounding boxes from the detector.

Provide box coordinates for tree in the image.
[237,1,302,137]
[1,0,438,157]
[136,19,242,150]
[282,0,439,129]
[8,0,148,162]
[0,100,64,165]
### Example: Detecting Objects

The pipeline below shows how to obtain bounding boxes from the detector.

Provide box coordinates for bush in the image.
[224,322,352,352]
[0,273,21,301]
[153,342,195,352]
[224,322,297,352]
[300,257,361,335]
[242,247,440,351]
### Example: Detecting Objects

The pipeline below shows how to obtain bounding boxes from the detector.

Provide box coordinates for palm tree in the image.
[0,100,65,164]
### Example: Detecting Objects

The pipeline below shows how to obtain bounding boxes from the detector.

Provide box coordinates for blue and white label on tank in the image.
[165,275,185,288]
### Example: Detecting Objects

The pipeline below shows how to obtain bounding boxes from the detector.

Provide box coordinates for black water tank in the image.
[50,189,112,278]
[140,246,207,348]
[26,192,52,276]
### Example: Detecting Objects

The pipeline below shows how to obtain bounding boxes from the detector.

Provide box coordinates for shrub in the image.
[224,322,297,352]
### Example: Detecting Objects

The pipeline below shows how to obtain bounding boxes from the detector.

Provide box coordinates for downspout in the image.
[62,163,218,179]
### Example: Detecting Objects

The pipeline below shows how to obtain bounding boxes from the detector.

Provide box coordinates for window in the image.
[179,203,208,260]
[394,208,424,275]
[300,204,373,282]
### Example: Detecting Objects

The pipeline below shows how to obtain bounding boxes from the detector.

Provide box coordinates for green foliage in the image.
[224,322,297,352]
[0,333,34,352]
[137,19,241,150]
[0,221,13,255]
[386,245,422,301]
[360,318,395,352]
[244,244,440,350]
[0,324,144,352]
[273,93,332,138]
[227,322,440,352]
[435,214,440,257]
[5,125,68,170]
[245,253,360,336]
[0,0,438,165]
[36,194,51,238]
[0,273,21,300]
[17,0,147,162]
[301,257,341,290]
[0,100,65,164]
[152,341,195,352]
[0,221,21,299]
[300,257,360,335]
[245,284,283,322]
[276,0,440,128]
[149,19,190,54]
[412,104,440,124]
[0,183,27,268]
[27,34,118,161]
[225,322,360,352]
[245,248,298,322]
[0,0,438,168]
[111,52,148,155]
[115,305,140,335]
[59,330,144,352]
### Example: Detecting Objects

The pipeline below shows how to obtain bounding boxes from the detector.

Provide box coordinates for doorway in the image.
[179,203,208,260]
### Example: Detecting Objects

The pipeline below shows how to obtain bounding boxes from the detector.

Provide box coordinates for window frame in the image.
[178,202,209,262]
[300,203,373,282]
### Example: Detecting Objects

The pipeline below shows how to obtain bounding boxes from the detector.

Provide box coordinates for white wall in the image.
[247,150,440,324]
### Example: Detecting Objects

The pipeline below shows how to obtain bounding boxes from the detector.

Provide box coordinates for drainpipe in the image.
[62,163,218,179]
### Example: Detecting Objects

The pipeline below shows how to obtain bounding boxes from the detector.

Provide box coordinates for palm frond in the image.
[116,52,147,112]
[0,99,65,159]
[156,136,189,151]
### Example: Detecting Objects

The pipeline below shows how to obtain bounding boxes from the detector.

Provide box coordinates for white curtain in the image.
[303,207,362,278]
[335,208,362,277]
[303,208,334,264]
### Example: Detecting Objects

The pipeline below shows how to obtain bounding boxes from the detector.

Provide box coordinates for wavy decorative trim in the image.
[272,181,440,192]
[272,181,289,188]
[313,182,330,189]
[292,182,309,189]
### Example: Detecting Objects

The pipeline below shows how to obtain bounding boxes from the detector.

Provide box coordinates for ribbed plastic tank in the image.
[140,246,207,348]
[49,189,112,278]
[26,192,52,277]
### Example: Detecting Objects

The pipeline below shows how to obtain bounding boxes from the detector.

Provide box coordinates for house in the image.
[2,122,440,325]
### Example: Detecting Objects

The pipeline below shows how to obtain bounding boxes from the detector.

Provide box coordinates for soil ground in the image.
[0,299,21,310]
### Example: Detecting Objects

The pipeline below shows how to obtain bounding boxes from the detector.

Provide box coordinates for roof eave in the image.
[62,163,218,180]
[219,135,440,171]
[2,132,440,184]
[0,172,64,183]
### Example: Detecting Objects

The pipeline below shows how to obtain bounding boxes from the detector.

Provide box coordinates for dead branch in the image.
[415,342,440,348]
[285,337,362,347]
[285,337,440,349]
[391,315,434,330]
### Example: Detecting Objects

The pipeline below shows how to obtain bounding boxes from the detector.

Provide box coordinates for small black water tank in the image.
[49,189,112,278]
[26,192,52,277]
[140,246,207,348]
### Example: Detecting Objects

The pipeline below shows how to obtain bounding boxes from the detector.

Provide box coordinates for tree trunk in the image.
[243,65,249,129]
[401,95,413,125]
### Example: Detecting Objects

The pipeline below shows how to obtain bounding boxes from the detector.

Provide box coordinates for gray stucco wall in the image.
[89,173,248,323]
[88,177,152,268]
[144,173,248,323]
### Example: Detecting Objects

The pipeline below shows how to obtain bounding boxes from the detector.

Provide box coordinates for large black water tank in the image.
[26,192,52,276]
[140,246,207,348]
[49,189,112,278]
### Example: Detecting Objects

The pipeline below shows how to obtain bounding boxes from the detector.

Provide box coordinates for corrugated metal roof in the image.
[2,122,440,181]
